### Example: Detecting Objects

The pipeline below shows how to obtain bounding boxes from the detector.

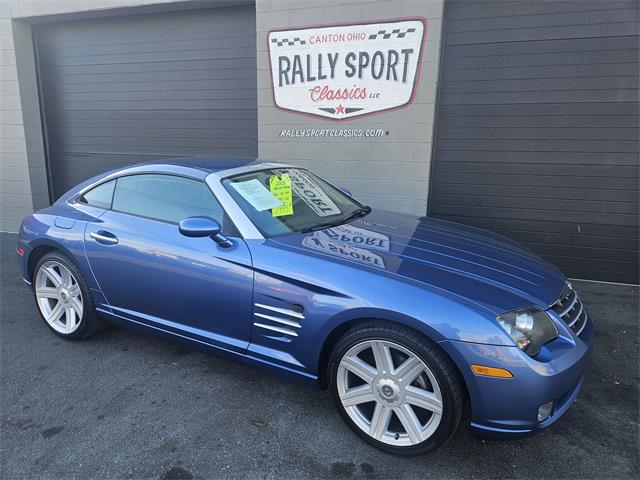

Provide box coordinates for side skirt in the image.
[97,308,319,387]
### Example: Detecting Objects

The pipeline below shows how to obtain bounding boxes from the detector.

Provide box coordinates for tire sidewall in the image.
[328,324,464,455]
[32,252,95,340]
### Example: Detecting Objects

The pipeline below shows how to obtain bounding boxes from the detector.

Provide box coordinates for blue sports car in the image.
[16,157,593,455]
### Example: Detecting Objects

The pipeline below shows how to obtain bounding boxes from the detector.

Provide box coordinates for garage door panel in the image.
[445,35,639,58]
[58,109,257,121]
[430,193,638,216]
[447,21,639,45]
[432,204,637,227]
[441,76,639,94]
[438,115,637,129]
[443,49,638,70]
[446,0,637,20]
[433,150,639,166]
[443,63,639,82]
[43,35,257,58]
[41,46,257,67]
[431,2,639,283]
[433,161,639,177]
[436,126,639,142]
[438,102,639,117]
[55,88,256,102]
[54,98,258,111]
[431,183,639,204]
[55,77,258,92]
[446,7,637,33]
[36,5,257,199]
[436,138,639,153]
[43,59,256,77]
[432,172,638,190]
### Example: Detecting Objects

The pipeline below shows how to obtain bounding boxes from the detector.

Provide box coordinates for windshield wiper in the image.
[299,206,371,234]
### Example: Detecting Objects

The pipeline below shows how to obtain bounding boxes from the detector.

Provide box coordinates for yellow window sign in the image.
[269,174,294,217]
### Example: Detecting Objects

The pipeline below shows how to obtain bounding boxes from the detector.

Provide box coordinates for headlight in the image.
[496,307,558,356]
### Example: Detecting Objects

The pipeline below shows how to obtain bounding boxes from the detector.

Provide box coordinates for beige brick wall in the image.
[256,0,445,215]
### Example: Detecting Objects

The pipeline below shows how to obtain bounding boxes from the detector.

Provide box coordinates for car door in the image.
[83,173,253,353]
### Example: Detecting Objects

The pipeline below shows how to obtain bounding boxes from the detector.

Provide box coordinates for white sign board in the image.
[267,18,426,120]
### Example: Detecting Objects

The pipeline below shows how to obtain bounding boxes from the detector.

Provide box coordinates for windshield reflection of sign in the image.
[287,169,341,217]
[303,234,386,269]
[318,224,390,252]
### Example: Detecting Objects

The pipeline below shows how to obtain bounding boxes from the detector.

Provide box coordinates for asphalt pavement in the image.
[1,232,638,479]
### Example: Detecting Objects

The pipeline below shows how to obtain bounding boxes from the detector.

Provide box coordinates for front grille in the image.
[550,283,588,336]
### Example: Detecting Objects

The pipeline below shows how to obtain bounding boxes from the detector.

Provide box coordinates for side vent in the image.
[253,303,304,338]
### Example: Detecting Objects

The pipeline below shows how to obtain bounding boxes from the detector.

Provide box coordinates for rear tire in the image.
[328,320,465,455]
[33,251,107,340]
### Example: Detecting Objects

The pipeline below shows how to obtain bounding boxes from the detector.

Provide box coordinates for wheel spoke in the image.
[341,355,376,384]
[405,386,443,414]
[396,356,424,387]
[47,302,64,324]
[65,307,76,332]
[68,285,81,298]
[394,404,423,444]
[71,298,83,319]
[43,267,63,288]
[60,267,72,287]
[369,403,392,440]
[36,287,58,299]
[340,384,375,407]
[371,341,394,375]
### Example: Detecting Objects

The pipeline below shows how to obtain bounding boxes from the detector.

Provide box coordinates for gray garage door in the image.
[430,0,639,284]
[35,5,257,200]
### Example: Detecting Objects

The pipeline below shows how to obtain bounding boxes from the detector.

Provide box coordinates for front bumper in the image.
[439,316,594,439]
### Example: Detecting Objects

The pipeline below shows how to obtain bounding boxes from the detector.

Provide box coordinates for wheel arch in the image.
[27,240,77,283]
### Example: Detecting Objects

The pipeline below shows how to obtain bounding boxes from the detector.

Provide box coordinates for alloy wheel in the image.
[35,260,83,334]
[337,339,443,446]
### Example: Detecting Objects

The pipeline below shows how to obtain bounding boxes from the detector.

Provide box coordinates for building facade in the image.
[1,0,638,283]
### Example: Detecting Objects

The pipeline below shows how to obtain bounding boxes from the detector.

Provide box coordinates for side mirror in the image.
[178,216,233,248]
[339,187,352,197]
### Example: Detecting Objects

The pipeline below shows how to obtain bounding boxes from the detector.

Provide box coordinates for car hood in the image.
[267,209,566,314]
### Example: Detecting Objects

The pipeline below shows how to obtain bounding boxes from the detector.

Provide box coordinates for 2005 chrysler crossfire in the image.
[17,157,593,455]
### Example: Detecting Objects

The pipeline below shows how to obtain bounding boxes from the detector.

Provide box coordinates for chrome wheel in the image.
[337,339,443,446]
[35,260,83,334]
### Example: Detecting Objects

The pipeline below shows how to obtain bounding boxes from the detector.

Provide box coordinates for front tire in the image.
[328,321,465,455]
[33,251,106,340]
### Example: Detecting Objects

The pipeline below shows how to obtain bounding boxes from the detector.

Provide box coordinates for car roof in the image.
[145,155,259,173]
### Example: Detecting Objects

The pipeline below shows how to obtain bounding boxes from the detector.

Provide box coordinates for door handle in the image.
[90,231,118,245]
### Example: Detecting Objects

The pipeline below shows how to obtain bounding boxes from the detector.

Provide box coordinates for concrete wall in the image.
[256,0,445,215]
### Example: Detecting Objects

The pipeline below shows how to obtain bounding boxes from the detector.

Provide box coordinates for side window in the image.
[112,174,225,225]
[80,180,116,208]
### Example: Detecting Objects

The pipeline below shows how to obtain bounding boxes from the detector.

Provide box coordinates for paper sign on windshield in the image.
[287,170,341,217]
[230,179,284,212]
[269,174,294,217]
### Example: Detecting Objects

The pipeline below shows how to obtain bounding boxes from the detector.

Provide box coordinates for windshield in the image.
[222,167,370,238]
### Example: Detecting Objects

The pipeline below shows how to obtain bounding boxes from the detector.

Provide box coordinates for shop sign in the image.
[268,18,426,120]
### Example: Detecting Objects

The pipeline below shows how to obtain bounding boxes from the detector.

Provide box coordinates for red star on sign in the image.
[335,104,345,115]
